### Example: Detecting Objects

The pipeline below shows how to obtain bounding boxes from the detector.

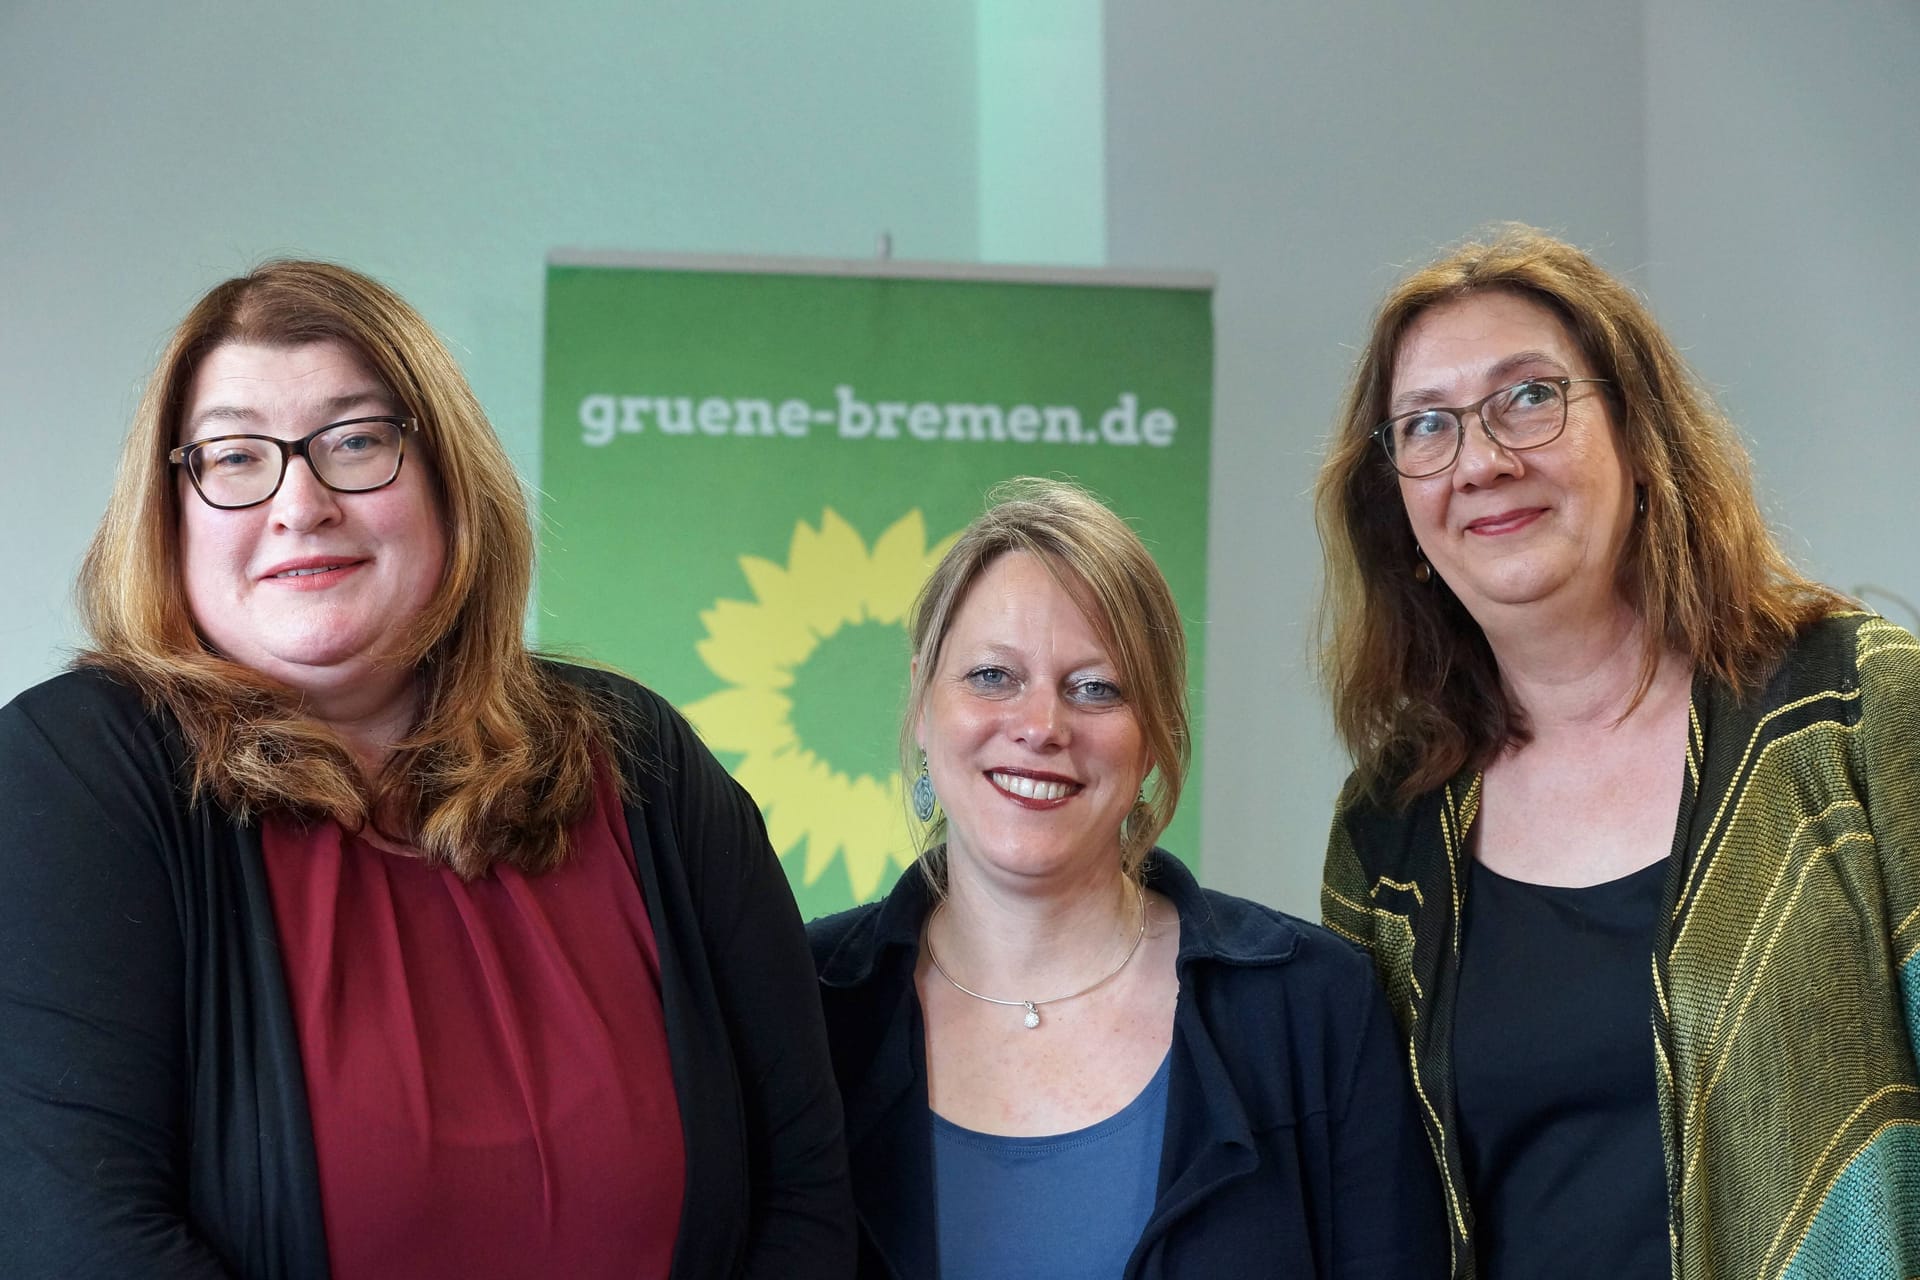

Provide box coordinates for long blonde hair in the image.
[1315,225,1846,803]
[79,260,613,876]
[901,478,1191,888]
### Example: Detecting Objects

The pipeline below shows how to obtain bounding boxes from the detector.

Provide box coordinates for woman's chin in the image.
[946,830,1122,891]
[1444,558,1602,620]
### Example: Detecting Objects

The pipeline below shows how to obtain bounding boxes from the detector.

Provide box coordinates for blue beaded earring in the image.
[912,751,937,822]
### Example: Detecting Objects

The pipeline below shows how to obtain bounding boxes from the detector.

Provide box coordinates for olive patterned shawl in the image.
[1323,613,1920,1279]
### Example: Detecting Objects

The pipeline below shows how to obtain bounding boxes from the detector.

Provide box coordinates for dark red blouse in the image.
[261,770,684,1279]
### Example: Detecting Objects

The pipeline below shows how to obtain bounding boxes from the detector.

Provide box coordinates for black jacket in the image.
[809,851,1448,1278]
[0,664,853,1279]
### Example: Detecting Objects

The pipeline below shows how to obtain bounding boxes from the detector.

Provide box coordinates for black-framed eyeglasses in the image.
[1371,377,1609,479]
[169,416,418,510]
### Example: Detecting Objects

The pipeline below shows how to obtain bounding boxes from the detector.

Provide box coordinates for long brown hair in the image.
[1315,225,1846,803]
[78,260,613,876]
[901,478,1191,889]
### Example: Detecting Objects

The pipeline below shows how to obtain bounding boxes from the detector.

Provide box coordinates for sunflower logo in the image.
[683,508,959,900]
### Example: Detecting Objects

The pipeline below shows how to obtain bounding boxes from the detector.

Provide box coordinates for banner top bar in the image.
[546,248,1215,292]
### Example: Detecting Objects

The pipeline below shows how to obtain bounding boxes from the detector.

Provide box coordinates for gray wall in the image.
[1105,0,1649,910]
[1644,0,1920,624]
[4,2,1914,912]
[1,0,980,691]
[1100,0,1918,913]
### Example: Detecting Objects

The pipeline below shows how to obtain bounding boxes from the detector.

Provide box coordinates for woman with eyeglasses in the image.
[1316,225,1920,1280]
[0,261,853,1278]
[811,478,1447,1278]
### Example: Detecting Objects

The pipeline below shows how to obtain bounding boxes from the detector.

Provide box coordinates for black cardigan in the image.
[0,664,853,1279]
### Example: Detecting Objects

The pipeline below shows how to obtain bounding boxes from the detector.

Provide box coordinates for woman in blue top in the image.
[809,478,1447,1278]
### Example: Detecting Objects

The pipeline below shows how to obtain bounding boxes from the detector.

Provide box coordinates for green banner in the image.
[539,256,1213,917]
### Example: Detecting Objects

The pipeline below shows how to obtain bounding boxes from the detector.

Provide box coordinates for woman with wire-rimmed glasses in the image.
[1314,224,1920,1280]
[0,260,853,1278]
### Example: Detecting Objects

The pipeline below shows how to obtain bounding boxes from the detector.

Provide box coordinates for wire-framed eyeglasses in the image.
[1372,377,1609,479]
[169,417,418,510]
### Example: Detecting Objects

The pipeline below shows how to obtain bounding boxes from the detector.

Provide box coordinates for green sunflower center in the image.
[787,619,908,784]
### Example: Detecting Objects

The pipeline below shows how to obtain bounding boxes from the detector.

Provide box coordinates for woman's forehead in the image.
[1390,290,1585,398]
[181,340,392,439]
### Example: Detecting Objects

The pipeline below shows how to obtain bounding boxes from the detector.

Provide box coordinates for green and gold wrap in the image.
[1323,613,1920,1279]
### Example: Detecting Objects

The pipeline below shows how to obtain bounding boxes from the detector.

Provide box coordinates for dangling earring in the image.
[1635,486,1647,517]
[912,750,937,822]
[1121,787,1149,848]
[1413,547,1433,584]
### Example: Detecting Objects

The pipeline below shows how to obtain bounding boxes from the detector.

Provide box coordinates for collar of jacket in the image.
[815,847,1303,993]
[817,848,1301,1278]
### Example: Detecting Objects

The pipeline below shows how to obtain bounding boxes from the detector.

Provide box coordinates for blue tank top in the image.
[930,1049,1171,1280]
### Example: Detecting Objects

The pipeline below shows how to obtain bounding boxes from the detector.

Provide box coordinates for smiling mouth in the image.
[987,771,1081,802]
[1466,509,1545,535]
[263,559,366,583]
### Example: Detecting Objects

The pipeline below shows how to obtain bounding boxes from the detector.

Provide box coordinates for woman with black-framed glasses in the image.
[1315,225,1920,1280]
[168,415,421,510]
[0,260,854,1278]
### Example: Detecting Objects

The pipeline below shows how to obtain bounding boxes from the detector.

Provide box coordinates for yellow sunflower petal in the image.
[696,599,806,689]
[787,510,869,634]
[798,758,868,885]
[681,687,793,755]
[738,747,824,859]
[835,772,914,899]
[739,554,798,617]
[863,510,930,624]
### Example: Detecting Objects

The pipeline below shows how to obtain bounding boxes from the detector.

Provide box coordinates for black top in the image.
[1453,855,1670,1280]
[0,665,853,1280]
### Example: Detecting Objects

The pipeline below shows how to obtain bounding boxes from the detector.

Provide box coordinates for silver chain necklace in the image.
[923,885,1148,1029]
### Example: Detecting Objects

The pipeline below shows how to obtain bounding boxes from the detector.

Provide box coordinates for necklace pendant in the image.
[1022,1001,1041,1029]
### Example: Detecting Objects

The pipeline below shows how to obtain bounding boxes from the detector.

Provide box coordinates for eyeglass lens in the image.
[1386,380,1567,477]
[184,421,405,507]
